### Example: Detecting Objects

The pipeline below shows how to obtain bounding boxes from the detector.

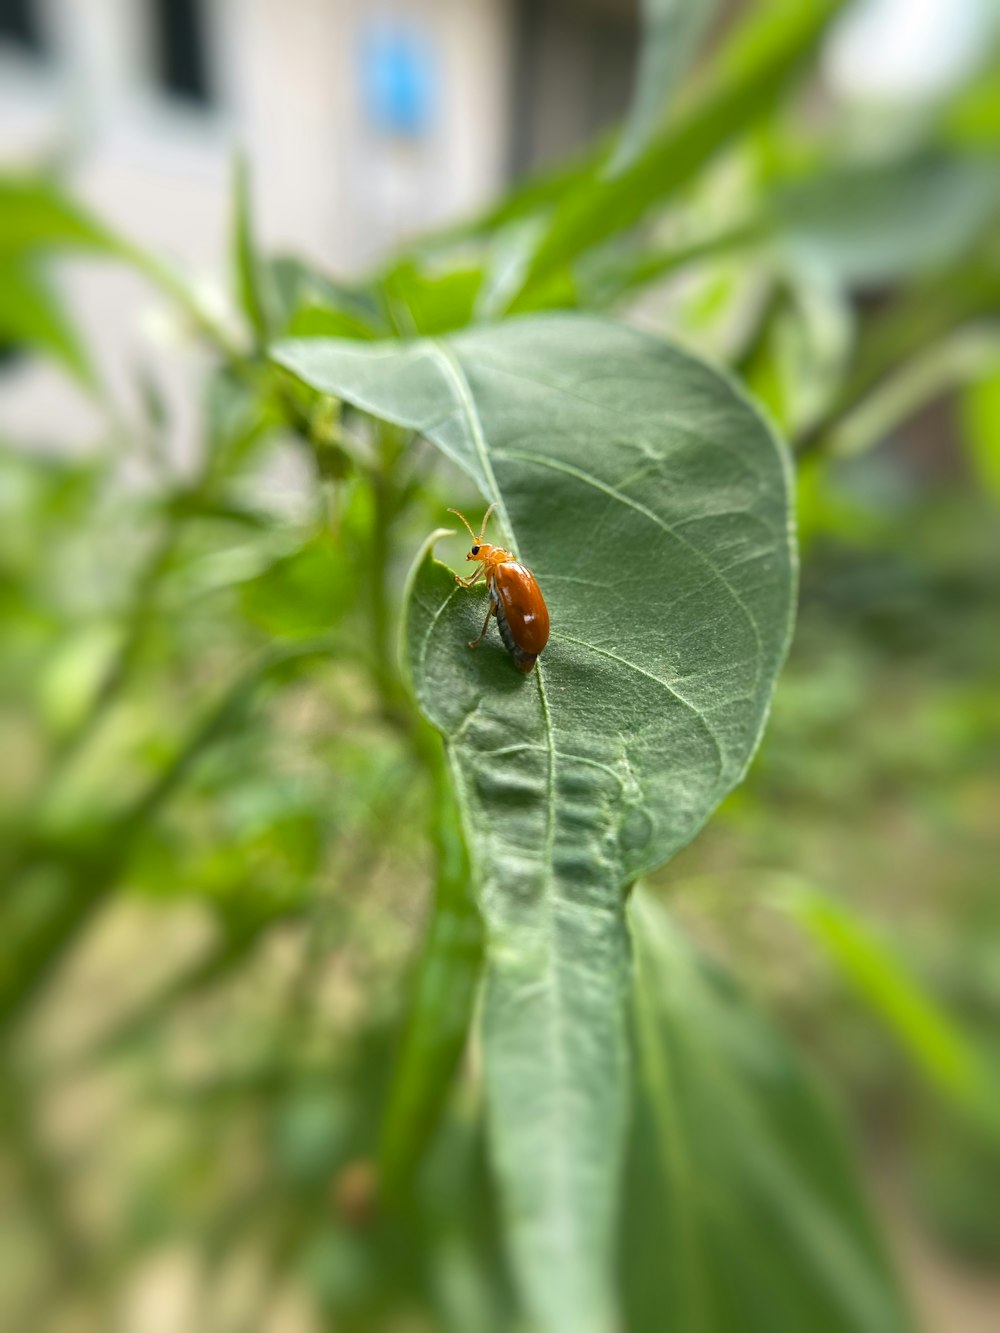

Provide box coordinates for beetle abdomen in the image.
[492,587,538,673]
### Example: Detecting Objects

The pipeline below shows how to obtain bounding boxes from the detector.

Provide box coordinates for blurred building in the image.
[0,0,641,272]
[0,0,637,444]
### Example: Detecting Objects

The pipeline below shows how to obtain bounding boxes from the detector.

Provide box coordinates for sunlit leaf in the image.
[939,56,1000,147]
[379,259,484,336]
[961,369,1000,504]
[0,176,118,256]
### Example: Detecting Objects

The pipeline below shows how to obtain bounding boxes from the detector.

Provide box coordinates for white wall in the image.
[0,0,515,449]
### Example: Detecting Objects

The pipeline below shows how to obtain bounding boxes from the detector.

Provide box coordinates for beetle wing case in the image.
[492,562,550,669]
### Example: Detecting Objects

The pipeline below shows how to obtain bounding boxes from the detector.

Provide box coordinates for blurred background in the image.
[1,1,999,1330]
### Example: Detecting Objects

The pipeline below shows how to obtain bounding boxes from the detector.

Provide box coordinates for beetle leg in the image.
[468,602,495,649]
[454,566,484,589]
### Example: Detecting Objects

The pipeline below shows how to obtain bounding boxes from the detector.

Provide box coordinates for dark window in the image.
[0,0,45,55]
[151,0,212,105]
[509,0,638,179]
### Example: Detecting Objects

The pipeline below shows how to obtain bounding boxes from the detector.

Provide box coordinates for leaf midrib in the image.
[425,340,592,1296]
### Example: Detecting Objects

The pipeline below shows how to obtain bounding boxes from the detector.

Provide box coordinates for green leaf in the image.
[379,259,484,336]
[0,639,339,1029]
[239,536,355,639]
[0,173,244,357]
[416,138,610,253]
[624,887,912,1333]
[0,176,115,384]
[231,155,273,346]
[379,716,484,1198]
[0,176,118,256]
[961,368,1000,504]
[518,0,844,300]
[583,149,1000,312]
[796,242,1000,456]
[475,218,550,321]
[938,54,1000,148]
[575,218,766,311]
[286,303,381,341]
[787,890,1000,1129]
[826,325,1000,460]
[772,151,1000,285]
[606,0,719,178]
[269,256,386,340]
[0,259,94,384]
[272,313,796,1332]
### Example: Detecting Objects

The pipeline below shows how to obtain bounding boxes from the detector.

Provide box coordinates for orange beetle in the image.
[448,504,550,673]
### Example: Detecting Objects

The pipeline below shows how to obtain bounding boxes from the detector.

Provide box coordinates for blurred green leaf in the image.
[274,314,795,1332]
[37,624,121,735]
[269,256,386,340]
[741,271,856,436]
[231,155,273,347]
[787,890,1000,1127]
[518,0,844,300]
[0,173,244,359]
[0,259,94,384]
[379,728,483,1198]
[287,303,381,340]
[938,55,1000,147]
[575,217,765,310]
[240,535,354,638]
[379,260,484,336]
[474,218,550,322]
[772,152,1000,285]
[797,242,1000,455]
[0,176,118,256]
[827,325,1000,460]
[623,887,912,1333]
[419,140,609,254]
[570,148,1000,317]
[0,639,337,1029]
[961,369,1000,503]
[606,0,718,177]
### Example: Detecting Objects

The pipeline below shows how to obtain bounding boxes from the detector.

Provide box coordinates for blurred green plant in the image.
[1,1,998,1329]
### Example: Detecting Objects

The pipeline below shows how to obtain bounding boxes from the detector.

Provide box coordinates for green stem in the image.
[0,640,337,1033]
[585,216,767,308]
[369,422,412,721]
[379,723,484,1200]
[795,261,1000,458]
[120,241,249,366]
[48,514,180,771]
[0,1062,93,1293]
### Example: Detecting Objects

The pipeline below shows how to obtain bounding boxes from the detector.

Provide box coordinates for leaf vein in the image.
[550,631,726,782]
[497,447,764,692]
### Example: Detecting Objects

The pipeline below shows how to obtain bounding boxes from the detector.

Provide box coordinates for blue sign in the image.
[361,23,437,139]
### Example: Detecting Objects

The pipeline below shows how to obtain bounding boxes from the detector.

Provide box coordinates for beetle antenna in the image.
[477,502,496,542]
[447,508,477,540]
